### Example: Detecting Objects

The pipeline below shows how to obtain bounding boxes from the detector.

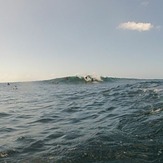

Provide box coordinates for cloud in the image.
[156,25,161,31]
[141,0,149,6]
[118,21,154,32]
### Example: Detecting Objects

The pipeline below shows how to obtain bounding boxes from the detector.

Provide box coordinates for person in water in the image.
[85,75,94,82]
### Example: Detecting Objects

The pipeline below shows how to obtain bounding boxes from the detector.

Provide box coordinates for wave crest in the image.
[44,75,117,84]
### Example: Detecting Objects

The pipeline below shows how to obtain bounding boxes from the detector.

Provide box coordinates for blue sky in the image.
[0,0,163,82]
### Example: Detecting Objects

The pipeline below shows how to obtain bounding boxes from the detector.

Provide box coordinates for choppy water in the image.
[0,77,163,163]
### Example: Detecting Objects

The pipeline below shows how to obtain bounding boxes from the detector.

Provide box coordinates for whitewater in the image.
[0,76,163,163]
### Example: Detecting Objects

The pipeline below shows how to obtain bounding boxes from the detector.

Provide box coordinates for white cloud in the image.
[118,21,154,32]
[156,25,161,31]
[141,0,149,6]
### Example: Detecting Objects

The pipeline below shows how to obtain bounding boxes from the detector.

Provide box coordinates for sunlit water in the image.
[0,77,163,163]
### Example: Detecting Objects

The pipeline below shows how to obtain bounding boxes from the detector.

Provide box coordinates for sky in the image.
[0,0,163,82]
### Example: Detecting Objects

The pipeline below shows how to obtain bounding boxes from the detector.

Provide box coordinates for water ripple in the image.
[0,79,163,162]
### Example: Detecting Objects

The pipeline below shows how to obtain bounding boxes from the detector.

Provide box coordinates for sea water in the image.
[0,77,163,163]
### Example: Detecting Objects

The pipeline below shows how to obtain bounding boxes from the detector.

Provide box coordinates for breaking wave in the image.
[43,75,123,84]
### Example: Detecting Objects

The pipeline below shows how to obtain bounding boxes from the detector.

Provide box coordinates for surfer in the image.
[84,75,94,82]
[13,85,18,90]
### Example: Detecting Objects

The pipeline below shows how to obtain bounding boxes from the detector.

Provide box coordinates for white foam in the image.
[151,108,163,114]
[83,75,103,82]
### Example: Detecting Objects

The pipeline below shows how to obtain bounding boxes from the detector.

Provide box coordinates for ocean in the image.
[0,76,163,163]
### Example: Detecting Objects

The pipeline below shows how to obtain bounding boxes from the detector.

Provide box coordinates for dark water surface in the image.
[0,77,163,162]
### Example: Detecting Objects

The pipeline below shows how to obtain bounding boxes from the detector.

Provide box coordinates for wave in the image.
[43,75,120,84]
